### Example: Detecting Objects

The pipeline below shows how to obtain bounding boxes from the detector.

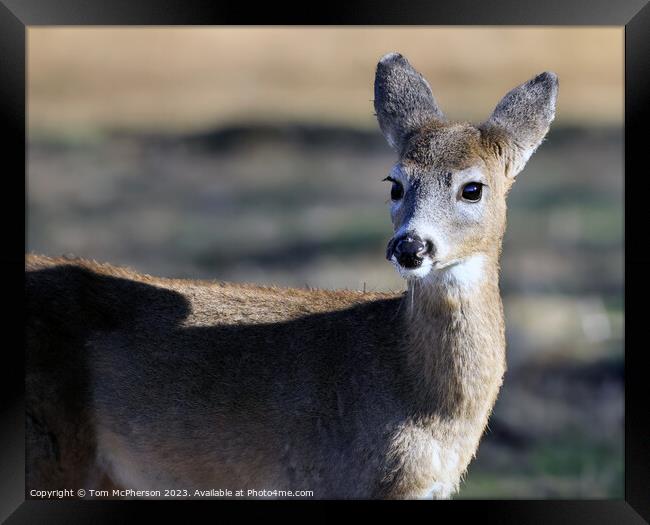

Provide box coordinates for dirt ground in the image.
[28,27,622,134]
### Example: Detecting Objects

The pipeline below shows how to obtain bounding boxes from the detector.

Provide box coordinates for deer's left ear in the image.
[483,72,558,178]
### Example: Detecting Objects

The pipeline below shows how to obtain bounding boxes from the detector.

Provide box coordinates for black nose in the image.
[392,234,431,269]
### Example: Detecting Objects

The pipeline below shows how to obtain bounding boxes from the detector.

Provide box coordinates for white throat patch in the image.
[430,254,487,291]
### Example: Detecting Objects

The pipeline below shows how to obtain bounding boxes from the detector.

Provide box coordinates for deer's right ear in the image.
[374,53,445,152]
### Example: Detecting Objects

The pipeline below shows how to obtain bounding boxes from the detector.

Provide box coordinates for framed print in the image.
[3,0,648,522]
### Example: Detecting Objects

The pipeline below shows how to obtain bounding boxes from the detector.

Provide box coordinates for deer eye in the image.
[383,176,404,201]
[390,181,404,201]
[461,182,483,202]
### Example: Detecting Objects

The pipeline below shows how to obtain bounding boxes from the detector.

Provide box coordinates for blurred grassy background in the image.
[26,27,623,499]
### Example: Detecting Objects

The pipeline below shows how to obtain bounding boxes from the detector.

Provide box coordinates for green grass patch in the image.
[459,434,623,499]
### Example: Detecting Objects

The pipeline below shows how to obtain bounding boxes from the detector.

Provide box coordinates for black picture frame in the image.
[3,1,648,522]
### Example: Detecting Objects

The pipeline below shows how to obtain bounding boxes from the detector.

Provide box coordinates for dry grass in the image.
[28,27,623,134]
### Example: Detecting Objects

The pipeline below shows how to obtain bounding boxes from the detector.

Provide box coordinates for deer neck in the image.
[402,252,506,422]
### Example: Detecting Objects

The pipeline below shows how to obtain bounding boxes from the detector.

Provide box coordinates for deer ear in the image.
[484,72,558,178]
[374,53,445,152]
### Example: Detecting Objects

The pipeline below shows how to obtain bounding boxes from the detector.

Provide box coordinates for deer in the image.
[25,53,557,500]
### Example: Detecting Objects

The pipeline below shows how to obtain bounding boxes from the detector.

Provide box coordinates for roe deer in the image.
[26,53,557,499]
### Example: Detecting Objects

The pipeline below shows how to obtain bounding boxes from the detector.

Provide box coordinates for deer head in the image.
[375,53,558,286]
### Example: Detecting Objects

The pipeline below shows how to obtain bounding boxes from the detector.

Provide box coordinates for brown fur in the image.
[25,252,500,499]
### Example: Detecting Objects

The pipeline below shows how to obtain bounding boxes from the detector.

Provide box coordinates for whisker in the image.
[410,279,416,315]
